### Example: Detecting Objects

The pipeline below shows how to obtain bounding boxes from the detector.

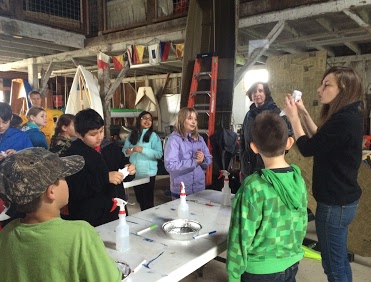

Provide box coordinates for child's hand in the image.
[0,151,6,161]
[125,148,134,155]
[109,171,124,185]
[125,163,136,175]
[195,149,204,165]
[5,149,16,156]
[133,146,143,153]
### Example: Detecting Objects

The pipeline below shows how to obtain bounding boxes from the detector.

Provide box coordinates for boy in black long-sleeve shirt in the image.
[63,109,136,227]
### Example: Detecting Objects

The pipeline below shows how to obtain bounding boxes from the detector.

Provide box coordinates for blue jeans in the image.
[315,200,359,282]
[241,262,298,282]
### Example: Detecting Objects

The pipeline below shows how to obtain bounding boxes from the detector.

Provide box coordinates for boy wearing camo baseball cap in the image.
[0,148,122,282]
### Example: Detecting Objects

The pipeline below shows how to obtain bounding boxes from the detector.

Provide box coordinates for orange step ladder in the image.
[187,54,218,186]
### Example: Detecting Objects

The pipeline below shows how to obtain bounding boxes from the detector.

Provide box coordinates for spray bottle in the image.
[219,170,231,206]
[110,198,129,252]
[177,182,189,219]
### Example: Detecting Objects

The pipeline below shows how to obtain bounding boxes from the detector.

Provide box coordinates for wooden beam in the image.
[156,73,171,102]
[234,20,285,87]
[327,53,371,64]
[120,72,182,83]
[343,8,371,33]
[0,16,85,48]
[39,62,55,96]
[316,17,361,55]
[97,57,111,138]
[305,33,370,47]
[239,0,371,28]
[0,34,73,52]
[317,46,335,57]
[358,9,370,23]
[105,60,130,103]
[27,61,38,89]
[0,30,185,71]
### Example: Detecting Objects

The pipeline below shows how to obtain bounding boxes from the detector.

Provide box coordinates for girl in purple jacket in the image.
[164,107,212,198]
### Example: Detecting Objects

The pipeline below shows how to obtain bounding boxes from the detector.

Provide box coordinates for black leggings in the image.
[133,176,156,211]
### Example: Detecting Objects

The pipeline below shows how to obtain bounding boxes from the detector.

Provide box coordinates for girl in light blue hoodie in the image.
[123,111,163,210]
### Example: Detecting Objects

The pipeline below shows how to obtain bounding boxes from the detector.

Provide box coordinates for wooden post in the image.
[97,55,111,139]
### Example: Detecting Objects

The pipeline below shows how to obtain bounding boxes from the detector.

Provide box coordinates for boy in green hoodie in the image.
[227,111,308,282]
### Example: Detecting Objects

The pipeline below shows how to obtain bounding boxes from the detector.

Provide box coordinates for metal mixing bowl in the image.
[162,219,202,241]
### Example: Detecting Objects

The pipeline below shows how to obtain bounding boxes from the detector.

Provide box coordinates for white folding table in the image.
[123,176,150,189]
[96,190,232,282]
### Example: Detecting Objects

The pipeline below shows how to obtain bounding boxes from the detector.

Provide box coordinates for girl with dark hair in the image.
[284,66,364,281]
[123,111,163,210]
[50,114,76,156]
[0,102,32,160]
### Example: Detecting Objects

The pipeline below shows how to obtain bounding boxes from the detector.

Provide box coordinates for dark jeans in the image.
[315,200,359,282]
[134,176,156,211]
[241,262,298,282]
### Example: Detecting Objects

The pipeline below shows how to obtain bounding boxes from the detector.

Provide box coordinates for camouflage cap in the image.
[0,148,84,206]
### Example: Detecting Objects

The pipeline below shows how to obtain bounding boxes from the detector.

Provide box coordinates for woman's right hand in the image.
[284,94,298,120]
[295,96,306,114]
[125,148,134,155]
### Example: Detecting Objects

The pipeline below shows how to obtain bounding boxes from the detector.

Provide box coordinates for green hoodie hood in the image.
[260,164,304,210]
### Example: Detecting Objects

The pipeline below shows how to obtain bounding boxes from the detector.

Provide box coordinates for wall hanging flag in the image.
[175,43,184,59]
[126,45,133,66]
[113,54,125,70]
[97,52,110,70]
[148,43,160,64]
[160,41,170,62]
[133,45,145,64]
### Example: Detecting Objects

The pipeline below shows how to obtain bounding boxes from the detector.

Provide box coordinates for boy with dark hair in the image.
[0,148,122,281]
[227,111,308,282]
[62,108,136,226]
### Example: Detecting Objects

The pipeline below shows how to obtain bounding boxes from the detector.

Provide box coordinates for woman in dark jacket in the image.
[240,82,292,180]
[284,66,363,281]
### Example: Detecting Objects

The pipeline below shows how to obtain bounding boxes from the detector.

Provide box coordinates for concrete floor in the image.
[126,176,371,281]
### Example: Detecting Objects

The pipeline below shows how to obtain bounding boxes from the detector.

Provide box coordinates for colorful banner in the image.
[160,41,170,61]
[148,43,160,64]
[133,45,145,64]
[112,54,125,71]
[97,52,110,70]
[175,43,184,59]
[126,45,133,66]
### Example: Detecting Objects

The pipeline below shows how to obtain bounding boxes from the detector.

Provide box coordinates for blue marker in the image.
[193,230,217,239]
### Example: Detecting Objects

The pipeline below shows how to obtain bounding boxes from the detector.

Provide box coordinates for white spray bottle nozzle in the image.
[180,182,186,196]
[218,170,230,179]
[110,198,127,214]
[177,182,189,219]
